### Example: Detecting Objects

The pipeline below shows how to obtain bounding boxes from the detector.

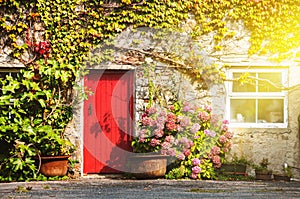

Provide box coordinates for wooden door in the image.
[83,70,134,174]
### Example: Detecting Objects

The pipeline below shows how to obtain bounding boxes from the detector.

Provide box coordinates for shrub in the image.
[131,101,233,179]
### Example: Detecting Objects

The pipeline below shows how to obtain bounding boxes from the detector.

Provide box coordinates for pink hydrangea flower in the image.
[194,135,200,139]
[153,128,164,138]
[212,155,221,166]
[165,135,175,144]
[192,158,201,166]
[192,166,201,174]
[167,112,176,121]
[138,136,146,143]
[142,116,152,126]
[156,115,166,124]
[198,111,210,121]
[166,120,177,131]
[225,132,233,139]
[191,173,198,179]
[219,135,227,144]
[150,138,160,147]
[205,105,212,112]
[138,129,147,142]
[223,148,229,153]
[221,124,228,131]
[161,141,170,149]
[183,149,191,157]
[169,105,174,111]
[211,146,220,155]
[160,149,167,155]
[222,119,229,124]
[177,153,185,160]
[146,106,157,114]
[159,109,167,117]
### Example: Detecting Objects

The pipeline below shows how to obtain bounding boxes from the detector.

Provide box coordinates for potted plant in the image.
[274,163,292,182]
[130,105,173,179]
[254,158,273,180]
[33,124,75,177]
[130,101,234,180]
[219,155,250,175]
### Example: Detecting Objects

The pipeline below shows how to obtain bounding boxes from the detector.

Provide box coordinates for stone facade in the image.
[1,25,300,178]
[93,26,300,178]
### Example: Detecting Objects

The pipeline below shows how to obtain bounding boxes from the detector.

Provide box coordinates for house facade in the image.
[1,26,300,178]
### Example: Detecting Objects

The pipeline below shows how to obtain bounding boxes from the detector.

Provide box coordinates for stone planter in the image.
[129,154,168,179]
[38,155,70,177]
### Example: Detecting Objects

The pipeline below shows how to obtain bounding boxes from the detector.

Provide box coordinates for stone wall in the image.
[209,23,300,178]
[32,27,300,178]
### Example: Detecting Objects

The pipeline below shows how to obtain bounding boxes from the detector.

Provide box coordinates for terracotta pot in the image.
[38,155,70,177]
[129,154,168,179]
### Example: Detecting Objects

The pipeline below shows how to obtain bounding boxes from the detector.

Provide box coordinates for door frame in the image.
[80,67,136,176]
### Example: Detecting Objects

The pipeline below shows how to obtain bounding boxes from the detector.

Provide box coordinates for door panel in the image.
[83,70,134,174]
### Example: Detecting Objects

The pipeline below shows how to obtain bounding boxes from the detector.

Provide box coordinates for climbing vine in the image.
[0,0,299,181]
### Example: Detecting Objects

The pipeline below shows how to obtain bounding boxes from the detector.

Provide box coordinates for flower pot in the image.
[129,154,168,179]
[274,174,291,182]
[255,170,273,181]
[220,163,247,173]
[38,155,70,177]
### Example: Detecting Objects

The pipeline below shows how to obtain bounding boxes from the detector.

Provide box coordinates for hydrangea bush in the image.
[131,101,233,179]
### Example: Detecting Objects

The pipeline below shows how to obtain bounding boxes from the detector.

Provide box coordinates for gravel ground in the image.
[1,177,300,199]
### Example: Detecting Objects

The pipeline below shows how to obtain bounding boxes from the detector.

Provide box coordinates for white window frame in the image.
[226,68,288,128]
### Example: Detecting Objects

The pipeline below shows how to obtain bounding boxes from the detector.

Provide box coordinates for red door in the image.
[83,70,134,174]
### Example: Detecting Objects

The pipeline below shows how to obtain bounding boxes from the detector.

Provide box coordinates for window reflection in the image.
[230,99,284,123]
[232,73,256,92]
[258,99,283,123]
[258,73,281,92]
[230,99,255,123]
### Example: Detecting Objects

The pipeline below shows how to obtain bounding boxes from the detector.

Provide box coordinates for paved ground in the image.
[1,176,300,199]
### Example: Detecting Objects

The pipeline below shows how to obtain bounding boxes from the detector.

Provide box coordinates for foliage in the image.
[224,155,252,166]
[253,158,272,172]
[0,0,299,181]
[283,165,293,178]
[0,66,75,181]
[132,101,233,179]
[215,173,254,181]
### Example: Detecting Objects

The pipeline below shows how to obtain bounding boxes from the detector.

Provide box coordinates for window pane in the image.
[230,99,256,123]
[232,73,256,92]
[258,73,281,92]
[258,99,283,123]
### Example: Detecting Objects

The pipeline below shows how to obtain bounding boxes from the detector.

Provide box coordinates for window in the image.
[226,68,288,128]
